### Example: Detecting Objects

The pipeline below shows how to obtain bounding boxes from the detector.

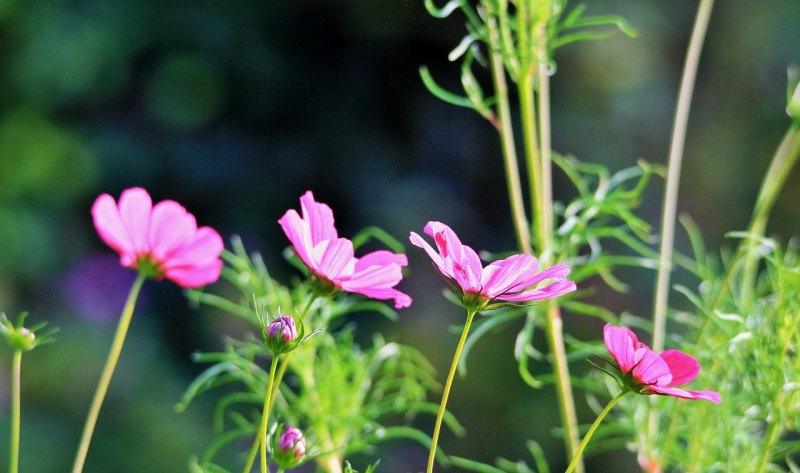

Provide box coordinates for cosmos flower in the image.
[603,324,720,403]
[278,191,411,308]
[92,187,223,288]
[278,427,306,460]
[409,221,575,310]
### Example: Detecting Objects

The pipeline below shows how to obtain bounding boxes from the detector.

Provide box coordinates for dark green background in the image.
[0,1,798,471]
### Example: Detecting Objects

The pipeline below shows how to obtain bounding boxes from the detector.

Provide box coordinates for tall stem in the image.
[755,417,781,473]
[538,62,554,252]
[10,349,22,473]
[741,125,800,298]
[652,0,715,353]
[71,272,146,473]
[260,356,280,473]
[426,310,476,473]
[564,391,627,473]
[487,13,533,255]
[520,72,543,250]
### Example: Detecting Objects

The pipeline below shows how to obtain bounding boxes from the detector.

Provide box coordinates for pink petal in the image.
[424,221,464,261]
[355,250,408,271]
[92,193,136,265]
[451,244,483,293]
[345,262,404,290]
[660,350,700,387]
[647,385,721,403]
[164,227,224,269]
[299,191,337,245]
[148,200,197,261]
[344,286,412,309]
[499,280,576,302]
[278,209,316,270]
[165,259,224,288]
[603,324,640,374]
[632,348,672,386]
[481,254,539,297]
[118,187,153,255]
[315,238,356,281]
[409,231,450,277]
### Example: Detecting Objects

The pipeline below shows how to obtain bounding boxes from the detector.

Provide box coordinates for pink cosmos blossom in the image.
[278,191,412,309]
[603,324,720,403]
[92,187,224,288]
[409,221,576,310]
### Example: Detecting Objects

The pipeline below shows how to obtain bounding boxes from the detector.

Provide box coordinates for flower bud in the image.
[278,426,306,460]
[267,316,298,343]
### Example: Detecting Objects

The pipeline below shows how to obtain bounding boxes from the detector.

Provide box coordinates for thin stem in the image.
[426,310,477,473]
[652,0,715,353]
[756,417,781,473]
[10,349,22,473]
[487,13,533,255]
[520,71,543,250]
[260,356,280,473]
[544,304,582,472]
[538,61,554,254]
[564,391,627,473]
[71,272,146,473]
[647,0,714,460]
[741,124,800,299]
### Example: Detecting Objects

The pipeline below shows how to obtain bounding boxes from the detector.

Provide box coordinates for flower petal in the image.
[355,250,408,271]
[647,385,721,403]
[481,253,539,297]
[299,191,337,245]
[92,193,135,265]
[499,280,576,302]
[603,324,640,374]
[632,348,672,386]
[165,259,224,288]
[660,349,700,387]
[278,209,316,271]
[118,187,153,254]
[148,200,197,262]
[164,227,224,269]
[409,231,450,277]
[315,238,356,281]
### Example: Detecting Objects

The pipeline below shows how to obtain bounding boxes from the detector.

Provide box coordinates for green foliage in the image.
[181,238,450,472]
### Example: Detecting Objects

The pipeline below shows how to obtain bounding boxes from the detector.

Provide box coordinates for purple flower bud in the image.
[267,316,298,343]
[278,427,305,459]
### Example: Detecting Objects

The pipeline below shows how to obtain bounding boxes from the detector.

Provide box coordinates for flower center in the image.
[135,254,164,280]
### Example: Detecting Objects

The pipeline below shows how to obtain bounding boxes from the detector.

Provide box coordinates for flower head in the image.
[0,312,57,352]
[409,221,576,311]
[278,427,306,459]
[92,187,223,288]
[267,316,298,343]
[603,324,720,403]
[278,191,412,309]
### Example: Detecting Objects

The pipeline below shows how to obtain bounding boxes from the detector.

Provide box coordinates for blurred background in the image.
[0,0,798,471]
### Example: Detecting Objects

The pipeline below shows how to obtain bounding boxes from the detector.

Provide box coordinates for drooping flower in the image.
[409,221,576,311]
[603,324,720,403]
[92,187,223,288]
[278,191,412,309]
[278,427,306,459]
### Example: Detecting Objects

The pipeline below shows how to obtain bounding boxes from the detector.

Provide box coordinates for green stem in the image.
[652,0,715,354]
[647,0,714,459]
[260,356,280,473]
[10,349,21,473]
[520,71,543,250]
[755,417,781,473]
[426,310,476,473]
[487,12,533,255]
[741,124,800,299]
[243,355,280,473]
[538,61,554,254]
[564,391,627,473]
[71,272,146,473]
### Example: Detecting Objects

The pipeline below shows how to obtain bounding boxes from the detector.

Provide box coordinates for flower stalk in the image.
[72,272,146,473]
[564,391,627,473]
[426,309,476,473]
[10,349,22,473]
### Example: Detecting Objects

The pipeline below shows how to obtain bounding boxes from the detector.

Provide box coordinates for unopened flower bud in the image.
[278,427,306,459]
[267,316,297,343]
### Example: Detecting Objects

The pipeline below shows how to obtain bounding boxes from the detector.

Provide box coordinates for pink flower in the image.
[278,427,306,459]
[278,191,412,309]
[92,187,224,288]
[409,221,576,310]
[267,316,298,343]
[603,324,720,403]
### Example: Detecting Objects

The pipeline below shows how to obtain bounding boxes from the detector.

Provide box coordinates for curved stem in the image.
[652,0,715,353]
[71,272,146,473]
[10,349,22,473]
[564,391,627,473]
[426,310,476,473]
